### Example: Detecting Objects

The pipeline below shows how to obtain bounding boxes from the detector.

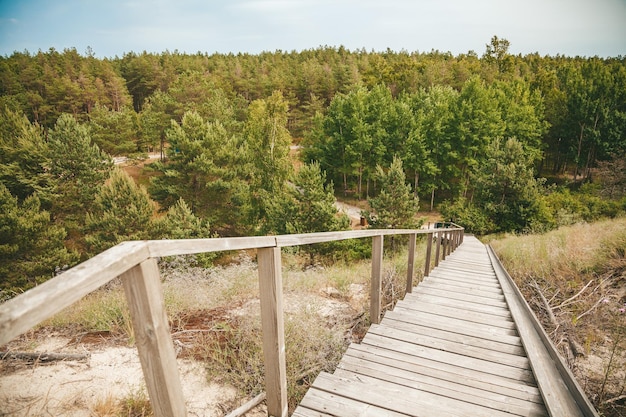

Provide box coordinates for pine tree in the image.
[45,114,113,230]
[84,169,156,254]
[0,184,78,295]
[0,107,49,201]
[365,157,420,229]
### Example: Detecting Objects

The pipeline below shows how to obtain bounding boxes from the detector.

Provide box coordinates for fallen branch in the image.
[0,351,89,362]
[224,392,266,417]
[531,279,557,326]
[554,279,593,310]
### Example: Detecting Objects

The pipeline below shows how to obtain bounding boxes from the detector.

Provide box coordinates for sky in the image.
[0,0,625,58]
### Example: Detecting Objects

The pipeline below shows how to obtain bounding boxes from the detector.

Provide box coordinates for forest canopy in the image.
[1,38,625,293]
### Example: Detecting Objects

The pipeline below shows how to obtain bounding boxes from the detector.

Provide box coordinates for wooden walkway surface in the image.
[293,235,549,417]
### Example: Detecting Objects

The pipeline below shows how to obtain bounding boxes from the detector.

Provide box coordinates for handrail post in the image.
[257,247,288,417]
[442,231,448,260]
[121,258,187,417]
[424,232,433,278]
[370,235,384,324]
[434,231,441,267]
[405,233,416,294]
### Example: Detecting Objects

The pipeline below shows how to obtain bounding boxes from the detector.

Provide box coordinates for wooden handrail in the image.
[0,226,463,417]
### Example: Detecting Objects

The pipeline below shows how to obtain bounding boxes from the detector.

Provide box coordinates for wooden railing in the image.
[0,224,464,417]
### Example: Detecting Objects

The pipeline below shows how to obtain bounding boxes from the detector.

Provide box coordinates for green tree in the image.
[149,111,252,235]
[245,91,292,227]
[88,105,140,156]
[471,138,548,233]
[365,157,420,229]
[0,183,78,294]
[45,114,113,231]
[0,107,49,200]
[265,162,349,235]
[84,169,157,254]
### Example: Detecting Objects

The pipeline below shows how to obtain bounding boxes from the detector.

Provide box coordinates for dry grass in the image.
[489,218,626,416]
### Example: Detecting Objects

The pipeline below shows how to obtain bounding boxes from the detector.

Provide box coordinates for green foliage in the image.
[0,184,78,295]
[266,162,349,235]
[439,198,495,235]
[84,169,157,254]
[365,156,420,229]
[149,111,252,235]
[88,105,140,156]
[0,107,49,200]
[45,114,113,230]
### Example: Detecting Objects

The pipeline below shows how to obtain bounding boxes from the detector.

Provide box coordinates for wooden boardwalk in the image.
[294,236,553,417]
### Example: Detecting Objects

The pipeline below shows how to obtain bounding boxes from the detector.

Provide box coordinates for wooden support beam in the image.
[370,236,384,324]
[434,232,441,267]
[424,232,433,278]
[405,233,417,294]
[121,258,186,417]
[257,247,288,417]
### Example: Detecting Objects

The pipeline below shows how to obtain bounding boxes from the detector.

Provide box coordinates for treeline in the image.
[1,38,626,293]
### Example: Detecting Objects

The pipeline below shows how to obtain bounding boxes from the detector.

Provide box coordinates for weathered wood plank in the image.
[312,371,519,417]
[394,302,516,330]
[299,386,408,417]
[370,235,383,325]
[381,316,525,355]
[384,309,522,344]
[335,360,548,417]
[406,285,508,308]
[419,280,504,299]
[361,333,536,383]
[121,258,187,417]
[367,324,530,369]
[257,247,288,417]
[0,241,150,346]
[403,292,511,318]
[344,344,543,403]
[405,233,416,294]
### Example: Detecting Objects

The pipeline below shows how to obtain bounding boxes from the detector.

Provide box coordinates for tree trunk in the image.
[430,188,436,212]
[574,122,585,181]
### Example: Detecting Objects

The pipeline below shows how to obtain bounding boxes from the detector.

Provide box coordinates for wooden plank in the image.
[121,258,186,417]
[312,371,518,417]
[394,302,516,330]
[0,241,150,346]
[370,235,383,324]
[419,278,504,296]
[275,228,460,247]
[257,247,288,417]
[381,316,524,355]
[148,235,276,257]
[417,282,504,302]
[344,344,543,403]
[403,292,511,318]
[367,324,530,369]
[425,271,501,288]
[405,233,416,294]
[361,333,536,383]
[488,246,598,417]
[298,386,409,417]
[424,232,433,278]
[335,360,548,417]
[408,285,508,308]
[384,309,522,344]
[292,403,336,417]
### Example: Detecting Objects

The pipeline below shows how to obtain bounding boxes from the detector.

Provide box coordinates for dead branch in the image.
[531,278,558,326]
[554,279,594,310]
[575,296,606,322]
[224,392,266,417]
[0,351,89,363]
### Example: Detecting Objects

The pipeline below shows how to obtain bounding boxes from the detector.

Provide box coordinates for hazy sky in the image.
[1,0,625,58]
